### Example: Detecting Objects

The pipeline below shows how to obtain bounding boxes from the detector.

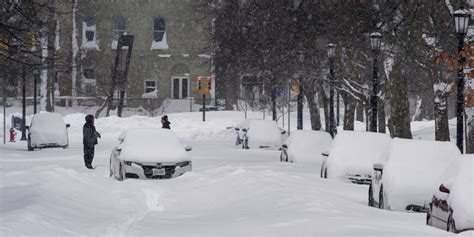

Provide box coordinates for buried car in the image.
[109,128,192,180]
[369,138,460,212]
[280,130,332,164]
[426,156,473,233]
[320,131,391,184]
[240,119,285,149]
[26,112,70,151]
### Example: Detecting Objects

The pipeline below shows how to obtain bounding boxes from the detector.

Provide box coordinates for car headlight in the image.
[176,161,190,167]
[124,161,142,168]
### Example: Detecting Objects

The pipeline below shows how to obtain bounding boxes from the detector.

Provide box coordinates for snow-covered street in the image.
[0,112,458,236]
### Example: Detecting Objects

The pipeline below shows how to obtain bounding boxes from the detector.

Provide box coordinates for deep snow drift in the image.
[0,111,461,236]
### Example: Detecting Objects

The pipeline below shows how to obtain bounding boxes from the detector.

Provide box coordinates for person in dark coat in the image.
[161,115,171,129]
[83,114,101,169]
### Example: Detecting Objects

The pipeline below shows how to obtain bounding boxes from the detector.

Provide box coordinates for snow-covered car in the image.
[320,131,391,184]
[368,138,460,212]
[426,156,473,233]
[26,112,70,151]
[280,130,332,164]
[109,128,192,180]
[240,119,284,149]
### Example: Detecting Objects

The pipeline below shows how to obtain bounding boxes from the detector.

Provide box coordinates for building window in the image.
[83,69,95,79]
[82,68,96,96]
[172,77,189,99]
[144,80,156,93]
[113,16,126,41]
[82,16,99,49]
[151,16,169,50]
[84,83,96,95]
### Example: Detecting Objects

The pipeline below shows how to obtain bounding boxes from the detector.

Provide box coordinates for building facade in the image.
[55,0,212,110]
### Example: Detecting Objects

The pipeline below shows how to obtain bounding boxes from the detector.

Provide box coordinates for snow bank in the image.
[383,138,460,211]
[448,156,474,230]
[247,120,282,149]
[118,128,190,163]
[285,130,332,165]
[326,131,391,179]
[29,113,68,146]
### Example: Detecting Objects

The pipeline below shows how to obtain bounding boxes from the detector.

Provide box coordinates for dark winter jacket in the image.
[83,122,100,147]
[162,120,171,129]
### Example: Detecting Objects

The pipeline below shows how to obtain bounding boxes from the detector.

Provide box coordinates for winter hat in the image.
[85,114,94,123]
[162,115,168,120]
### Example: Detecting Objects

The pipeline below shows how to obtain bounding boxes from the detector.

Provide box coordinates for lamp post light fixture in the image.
[369,32,382,133]
[454,8,471,153]
[327,43,337,138]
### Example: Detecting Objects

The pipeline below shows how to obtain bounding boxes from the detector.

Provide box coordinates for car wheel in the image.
[379,185,384,209]
[447,213,456,233]
[63,144,69,149]
[368,184,375,207]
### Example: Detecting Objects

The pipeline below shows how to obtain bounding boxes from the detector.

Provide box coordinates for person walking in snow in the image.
[83,114,101,169]
[161,115,171,129]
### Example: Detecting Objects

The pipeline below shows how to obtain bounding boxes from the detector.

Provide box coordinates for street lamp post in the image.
[454,9,471,153]
[20,67,26,140]
[369,32,382,133]
[297,50,304,130]
[327,44,337,138]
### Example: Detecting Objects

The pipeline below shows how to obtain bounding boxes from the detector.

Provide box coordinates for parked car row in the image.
[23,112,193,181]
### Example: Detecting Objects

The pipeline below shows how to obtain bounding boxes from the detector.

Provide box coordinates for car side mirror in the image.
[184,145,192,152]
[66,124,70,128]
[439,184,450,194]
[321,152,329,157]
[282,144,288,149]
[242,128,248,133]
[281,130,286,134]
[373,163,384,172]
[234,127,240,131]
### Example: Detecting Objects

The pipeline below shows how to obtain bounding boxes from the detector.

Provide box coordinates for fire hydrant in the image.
[9,128,16,142]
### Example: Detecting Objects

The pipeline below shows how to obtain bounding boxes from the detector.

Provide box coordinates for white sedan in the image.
[109,128,192,180]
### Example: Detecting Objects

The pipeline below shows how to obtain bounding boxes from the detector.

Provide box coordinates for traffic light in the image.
[207,77,212,90]
[197,76,203,90]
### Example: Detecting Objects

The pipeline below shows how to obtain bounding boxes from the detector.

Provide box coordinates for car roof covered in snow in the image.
[285,130,332,164]
[117,128,190,163]
[326,131,391,179]
[383,138,460,211]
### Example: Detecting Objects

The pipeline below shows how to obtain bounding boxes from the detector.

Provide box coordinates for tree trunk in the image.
[356,102,364,122]
[342,93,355,131]
[390,66,412,139]
[319,87,329,132]
[378,100,386,133]
[272,87,277,121]
[434,94,450,141]
[466,118,474,153]
[304,87,321,130]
